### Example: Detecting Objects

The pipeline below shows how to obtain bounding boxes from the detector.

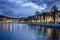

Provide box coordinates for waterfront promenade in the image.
[29,22,60,27]
[18,21,60,27]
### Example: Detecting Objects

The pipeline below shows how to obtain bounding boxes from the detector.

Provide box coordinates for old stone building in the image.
[28,6,60,23]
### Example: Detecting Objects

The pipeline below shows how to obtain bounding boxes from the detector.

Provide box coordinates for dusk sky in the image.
[0,0,60,18]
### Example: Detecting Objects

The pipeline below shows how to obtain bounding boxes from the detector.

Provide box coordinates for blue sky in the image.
[0,0,60,18]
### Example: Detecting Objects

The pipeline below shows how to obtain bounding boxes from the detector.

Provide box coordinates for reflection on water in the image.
[1,23,25,32]
[0,22,60,40]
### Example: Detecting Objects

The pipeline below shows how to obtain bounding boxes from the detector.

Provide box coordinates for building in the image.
[0,15,19,23]
[28,6,60,23]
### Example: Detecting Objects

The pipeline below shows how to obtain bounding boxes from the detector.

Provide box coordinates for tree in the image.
[39,14,42,23]
[35,11,40,22]
[51,6,58,22]
[42,13,45,22]
[44,12,48,23]
[27,16,33,22]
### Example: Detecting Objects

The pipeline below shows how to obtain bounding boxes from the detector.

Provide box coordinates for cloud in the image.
[22,2,47,11]
[7,0,28,4]
[45,0,54,2]
[0,0,21,17]
[0,0,59,18]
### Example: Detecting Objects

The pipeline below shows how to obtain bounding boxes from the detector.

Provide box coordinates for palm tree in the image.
[39,14,42,23]
[42,13,46,22]
[51,6,58,23]
[27,16,33,22]
[44,12,48,23]
[35,11,40,22]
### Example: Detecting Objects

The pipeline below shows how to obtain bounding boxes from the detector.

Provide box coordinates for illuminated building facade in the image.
[28,6,60,23]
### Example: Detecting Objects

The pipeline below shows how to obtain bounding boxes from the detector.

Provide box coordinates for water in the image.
[0,22,60,40]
